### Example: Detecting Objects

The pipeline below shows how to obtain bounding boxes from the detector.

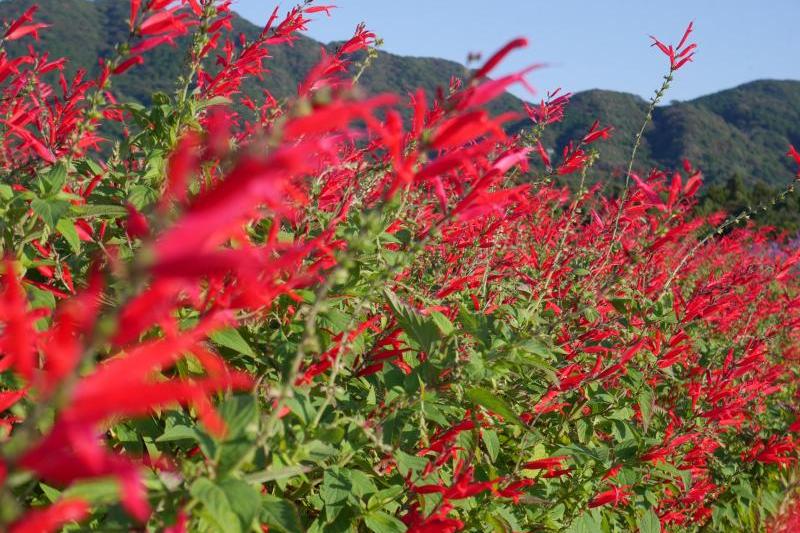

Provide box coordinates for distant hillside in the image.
[1,0,799,188]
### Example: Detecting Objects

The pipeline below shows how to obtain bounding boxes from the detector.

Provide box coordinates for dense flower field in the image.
[0,1,799,531]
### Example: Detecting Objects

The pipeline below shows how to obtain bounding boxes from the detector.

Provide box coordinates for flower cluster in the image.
[0,3,797,532]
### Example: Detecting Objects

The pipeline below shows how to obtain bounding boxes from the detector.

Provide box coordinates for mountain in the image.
[1,0,799,190]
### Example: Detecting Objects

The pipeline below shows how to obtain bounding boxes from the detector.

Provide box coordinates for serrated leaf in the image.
[320,468,353,506]
[62,478,119,505]
[486,514,513,533]
[31,198,69,228]
[191,478,241,533]
[465,387,523,427]
[245,465,311,484]
[55,218,81,254]
[39,162,67,196]
[364,510,406,532]
[39,483,61,503]
[219,479,261,532]
[394,450,429,475]
[638,389,653,434]
[367,486,404,511]
[0,183,13,200]
[156,424,199,442]
[262,494,304,533]
[430,311,454,336]
[384,288,440,352]
[482,429,501,462]
[566,509,603,533]
[198,95,233,110]
[128,184,159,210]
[69,204,128,218]
[638,509,661,533]
[210,328,257,358]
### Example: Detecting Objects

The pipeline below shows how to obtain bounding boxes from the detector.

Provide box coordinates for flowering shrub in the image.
[0,2,798,532]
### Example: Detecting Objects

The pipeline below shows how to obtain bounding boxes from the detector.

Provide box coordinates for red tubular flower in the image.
[4,22,49,41]
[338,22,375,55]
[535,140,551,168]
[473,38,528,79]
[418,414,477,455]
[0,264,252,524]
[788,145,800,177]
[557,143,588,175]
[185,0,203,16]
[402,502,464,533]
[497,478,535,503]
[139,8,190,37]
[525,88,571,125]
[125,203,150,239]
[0,261,43,381]
[588,485,631,508]
[4,6,49,41]
[9,499,89,533]
[129,0,141,31]
[523,456,568,471]
[112,55,144,75]
[650,21,696,71]
[582,120,613,145]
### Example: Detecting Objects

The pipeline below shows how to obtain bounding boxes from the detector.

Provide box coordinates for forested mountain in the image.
[1,0,799,193]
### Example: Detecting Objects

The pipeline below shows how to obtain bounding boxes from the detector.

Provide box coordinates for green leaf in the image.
[364,511,406,533]
[39,162,67,196]
[609,407,635,421]
[69,204,128,218]
[262,494,304,533]
[638,389,653,434]
[210,328,257,358]
[31,198,69,228]
[0,183,13,200]
[245,465,311,484]
[610,298,630,314]
[219,479,261,532]
[156,424,199,443]
[394,450,428,475]
[55,218,81,254]
[320,468,353,506]
[384,288,440,352]
[62,478,119,505]
[638,509,661,533]
[39,483,61,503]
[486,514,514,533]
[190,478,242,533]
[519,338,554,359]
[566,509,602,533]
[128,184,159,210]
[367,486,404,511]
[198,95,233,110]
[348,469,377,498]
[482,429,501,462]
[218,394,258,439]
[430,311,454,336]
[465,388,523,427]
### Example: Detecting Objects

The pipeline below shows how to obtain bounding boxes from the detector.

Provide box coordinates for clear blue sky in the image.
[231,0,799,102]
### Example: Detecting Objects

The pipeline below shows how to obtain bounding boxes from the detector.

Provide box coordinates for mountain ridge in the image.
[0,0,798,188]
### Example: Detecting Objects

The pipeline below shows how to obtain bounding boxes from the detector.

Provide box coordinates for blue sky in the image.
[231,0,799,102]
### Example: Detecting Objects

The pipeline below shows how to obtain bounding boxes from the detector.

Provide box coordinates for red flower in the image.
[588,485,631,508]
[582,120,613,145]
[473,38,528,79]
[650,22,696,71]
[9,499,89,533]
[788,145,800,177]
[4,6,49,41]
